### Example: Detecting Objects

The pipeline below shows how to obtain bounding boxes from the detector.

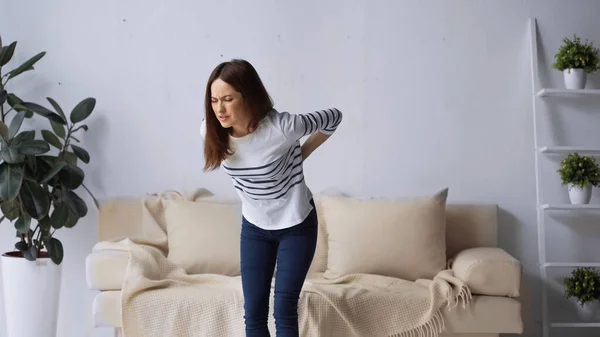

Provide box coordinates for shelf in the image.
[537,88,600,97]
[544,262,600,268]
[541,204,600,210]
[538,146,600,155]
[551,322,600,328]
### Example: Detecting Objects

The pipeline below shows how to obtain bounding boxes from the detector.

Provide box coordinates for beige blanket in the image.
[97,191,472,337]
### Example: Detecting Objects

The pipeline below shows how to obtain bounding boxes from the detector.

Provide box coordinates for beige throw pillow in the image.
[164,199,242,276]
[322,188,448,281]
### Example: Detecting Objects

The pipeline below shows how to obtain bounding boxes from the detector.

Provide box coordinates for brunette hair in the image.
[203,59,273,171]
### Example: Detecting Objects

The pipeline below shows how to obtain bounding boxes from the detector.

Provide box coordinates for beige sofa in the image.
[85,189,523,337]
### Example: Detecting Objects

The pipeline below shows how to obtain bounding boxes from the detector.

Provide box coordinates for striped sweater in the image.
[201,108,343,229]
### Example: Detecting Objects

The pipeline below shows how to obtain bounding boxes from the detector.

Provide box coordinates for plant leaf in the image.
[0,90,6,105]
[14,213,31,234]
[1,146,25,163]
[25,155,37,174]
[70,144,90,163]
[0,199,20,220]
[47,237,64,264]
[46,97,67,123]
[63,189,87,217]
[0,121,8,138]
[12,130,35,145]
[41,161,66,183]
[14,241,28,252]
[6,93,23,108]
[58,163,84,189]
[17,139,50,155]
[70,98,96,123]
[6,94,30,117]
[19,179,50,219]
[24,246,38,261]
[50,204,68,229]
[0,162,23,200]
[7,111,26,139]
[7,51,46,80]
[63,151,77,165]
[0,41,17,66]
[21,102,66,125]
[50,121,65,139]
[41,130,62,149]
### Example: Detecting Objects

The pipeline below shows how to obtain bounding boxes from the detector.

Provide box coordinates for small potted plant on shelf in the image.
[564,267,600,320]
[552,34,600,89]
[557,152,599,204]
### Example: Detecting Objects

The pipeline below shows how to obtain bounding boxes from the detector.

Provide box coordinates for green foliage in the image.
[553,34,600,73]
[0,34,98,265]
[557,153,600,188]
[564,267,600,306]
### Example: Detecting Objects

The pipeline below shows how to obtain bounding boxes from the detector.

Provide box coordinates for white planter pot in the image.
[563,68,587,89]
[577,301,600,321]
[568,183,592,204]
[1,251,62,337]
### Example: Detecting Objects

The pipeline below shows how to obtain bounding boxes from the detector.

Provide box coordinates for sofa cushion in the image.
[92,291,122,327]
[321,188,448,281]
[164,199,242,276]
[91,289,522,333]
[451,247,521,297]
[86,250,129,290]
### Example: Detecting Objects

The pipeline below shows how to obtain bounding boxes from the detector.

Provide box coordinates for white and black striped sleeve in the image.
[278,108,343,141]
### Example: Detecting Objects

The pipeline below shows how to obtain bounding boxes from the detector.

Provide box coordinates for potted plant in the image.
[0,35,98,337]
[564,267,600,320]
[557,152,599,204]
[552,34,600,89]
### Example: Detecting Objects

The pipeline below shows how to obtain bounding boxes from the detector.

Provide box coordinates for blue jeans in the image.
[240,199,318,337]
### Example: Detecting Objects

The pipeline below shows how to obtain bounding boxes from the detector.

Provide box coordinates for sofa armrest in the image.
[86,243,130,291]
[450,247,521,297]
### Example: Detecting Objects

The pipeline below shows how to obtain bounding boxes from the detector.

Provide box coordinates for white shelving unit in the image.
[530,17,600,337]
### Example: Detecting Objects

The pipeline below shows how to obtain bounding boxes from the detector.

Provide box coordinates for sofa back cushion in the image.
[321,188,448,281]
[164,199,242,276]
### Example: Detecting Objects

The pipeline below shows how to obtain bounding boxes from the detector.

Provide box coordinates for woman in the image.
[200,59,342,337]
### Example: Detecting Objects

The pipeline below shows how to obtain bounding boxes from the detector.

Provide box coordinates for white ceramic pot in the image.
[563,68,587,89]
[577,301,600,321]
[1,251,62,337]
[568,183,592,204]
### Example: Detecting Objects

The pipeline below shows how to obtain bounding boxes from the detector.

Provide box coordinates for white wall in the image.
[1,0,600,336]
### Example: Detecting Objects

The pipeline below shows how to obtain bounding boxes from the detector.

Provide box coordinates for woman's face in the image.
[210,78,249,134]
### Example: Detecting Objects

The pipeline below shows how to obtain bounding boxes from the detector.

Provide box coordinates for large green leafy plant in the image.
[553,34,600,73]
[0,35,97,265]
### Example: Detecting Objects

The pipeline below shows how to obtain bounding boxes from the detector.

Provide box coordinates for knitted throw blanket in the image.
[96,238,470,337]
